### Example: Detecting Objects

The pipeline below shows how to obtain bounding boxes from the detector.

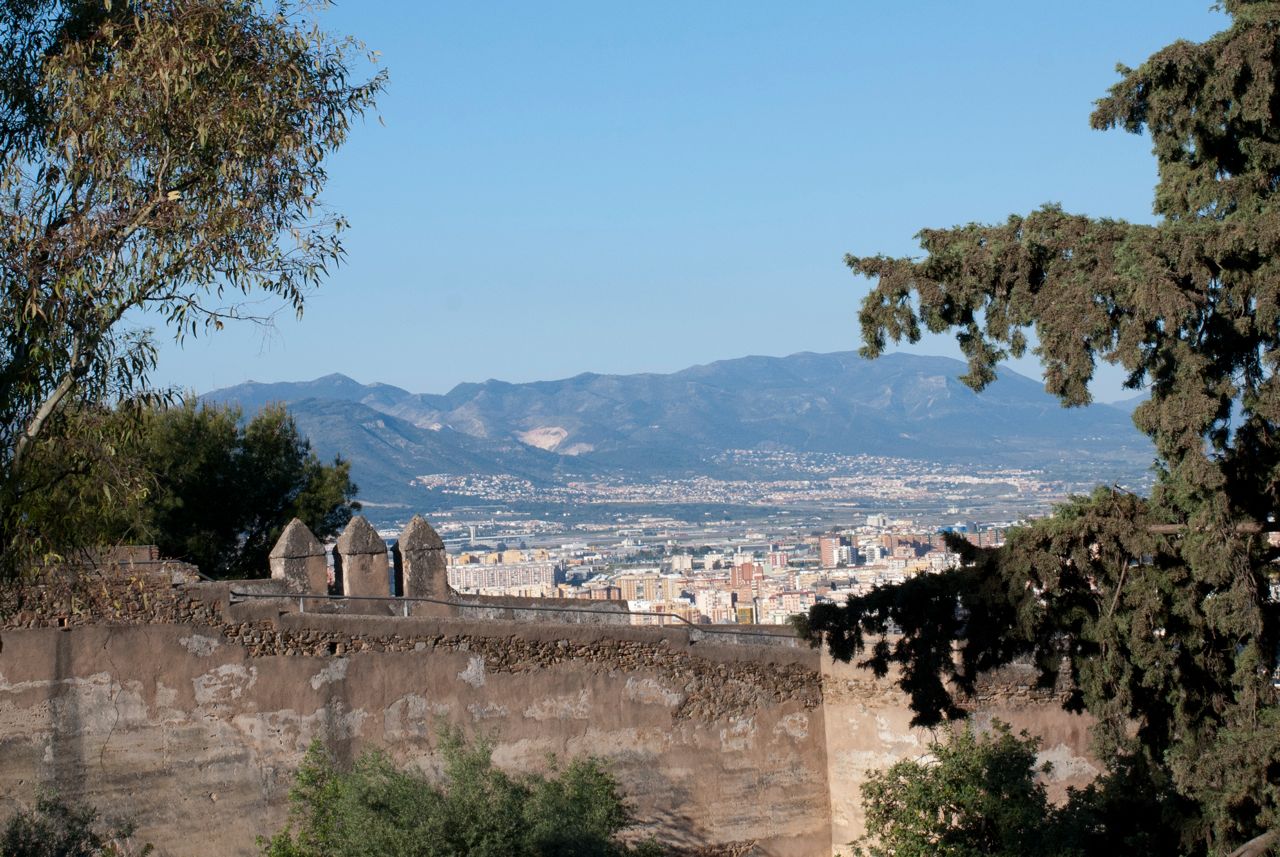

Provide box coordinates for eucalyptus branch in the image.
[10,337,83,476]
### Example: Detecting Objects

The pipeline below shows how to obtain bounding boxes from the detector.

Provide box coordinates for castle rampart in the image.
[0,517,1099,856]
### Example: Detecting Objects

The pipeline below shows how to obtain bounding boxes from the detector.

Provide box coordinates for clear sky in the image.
[153,1,1229,403]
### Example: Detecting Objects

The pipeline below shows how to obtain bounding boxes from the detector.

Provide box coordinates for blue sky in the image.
[154,1,1228,402]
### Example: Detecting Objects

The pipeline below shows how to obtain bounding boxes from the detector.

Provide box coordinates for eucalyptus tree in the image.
[804,2,1280,852]
[0,0,383,577]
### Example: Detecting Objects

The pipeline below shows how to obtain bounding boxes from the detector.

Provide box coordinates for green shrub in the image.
[1,794,151,857]
[849,721,1185,857]
[851,722,1057,857]
[262,730,662,857]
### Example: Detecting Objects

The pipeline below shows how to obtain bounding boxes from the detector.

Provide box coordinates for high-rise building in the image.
[616,571,686,602]
[694,589,737,624]
[819,535,851,568]
[730,561,760,589]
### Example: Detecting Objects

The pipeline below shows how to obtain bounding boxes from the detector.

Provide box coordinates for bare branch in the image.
[1228,828,1280,857]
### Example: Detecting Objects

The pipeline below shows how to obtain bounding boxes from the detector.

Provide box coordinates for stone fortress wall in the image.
[0,515,1098,856]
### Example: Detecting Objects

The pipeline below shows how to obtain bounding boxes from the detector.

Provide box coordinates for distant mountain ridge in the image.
[205,351,1152,507]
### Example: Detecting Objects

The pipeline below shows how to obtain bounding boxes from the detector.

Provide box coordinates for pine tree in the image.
[805,3,1280,852]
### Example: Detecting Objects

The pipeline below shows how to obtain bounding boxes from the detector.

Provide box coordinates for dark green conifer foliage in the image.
[805,3,1280,852]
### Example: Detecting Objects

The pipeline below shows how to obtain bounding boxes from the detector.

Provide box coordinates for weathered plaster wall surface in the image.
[0,567,1098,857]
[0,570,829,856]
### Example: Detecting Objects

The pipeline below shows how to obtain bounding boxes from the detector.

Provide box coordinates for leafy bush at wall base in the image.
[846,722,1185,857]
[261,731,663,857]
[1,793,153,857]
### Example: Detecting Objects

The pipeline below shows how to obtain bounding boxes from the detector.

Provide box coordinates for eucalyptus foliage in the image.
[805,3,1280,852]
[0,0,383,579]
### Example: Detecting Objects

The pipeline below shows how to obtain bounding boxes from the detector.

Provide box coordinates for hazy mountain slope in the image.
[281,399,581,507]
[206,374,420,419]
[207,351,1152,491]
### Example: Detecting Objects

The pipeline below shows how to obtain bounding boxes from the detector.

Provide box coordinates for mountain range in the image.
[204,351,1153,508]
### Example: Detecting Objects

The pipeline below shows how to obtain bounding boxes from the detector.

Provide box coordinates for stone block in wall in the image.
[393,515,449,600]
[334,516,391,598]
[269,519,328,595]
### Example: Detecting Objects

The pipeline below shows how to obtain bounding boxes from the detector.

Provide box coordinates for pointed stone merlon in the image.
[334,515,392,598]
[269,518,328,595]
[394,514,449,599]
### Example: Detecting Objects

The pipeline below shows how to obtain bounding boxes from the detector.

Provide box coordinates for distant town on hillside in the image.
[207,350,1153,529]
